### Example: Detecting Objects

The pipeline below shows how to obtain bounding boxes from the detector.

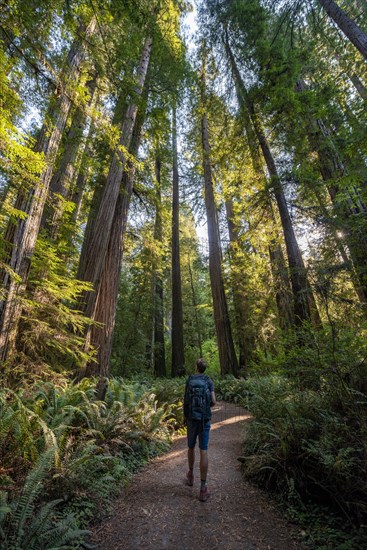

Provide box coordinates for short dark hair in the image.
[196,358,207,373]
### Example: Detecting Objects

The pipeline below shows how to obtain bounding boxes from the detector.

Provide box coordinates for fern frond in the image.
[13,447,56,547]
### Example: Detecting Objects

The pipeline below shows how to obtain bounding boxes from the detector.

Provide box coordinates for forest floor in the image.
[92,402,304,549]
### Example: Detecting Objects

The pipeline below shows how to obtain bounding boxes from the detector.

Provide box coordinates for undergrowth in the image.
[214,323,367,549]
[0,376,185,549]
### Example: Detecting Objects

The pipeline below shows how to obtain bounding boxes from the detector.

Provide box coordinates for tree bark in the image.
[153,157,166,377]
[187,253,203,358]
[76,36,152,324]
[171,104,185,376]
[42,75,98,239]
[349,72,367,102]
[318,0,367,61]
[68,117,97,230]
[251,109,314,326]
[240,108,294,330]
[0,17,96,362]
[201,50,239,376]
[84,105,147,378]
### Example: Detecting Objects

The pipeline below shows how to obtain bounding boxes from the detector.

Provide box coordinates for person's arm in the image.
[183,378,189,423]
[210,390,216,407]
[209,378,216,406]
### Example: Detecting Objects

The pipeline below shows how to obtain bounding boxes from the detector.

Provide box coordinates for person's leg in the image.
[186,421,198,486]
[188,447,195,470]
[198,421,211,500]
[199,449,208,486]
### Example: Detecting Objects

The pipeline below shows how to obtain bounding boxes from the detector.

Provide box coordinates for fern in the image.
[0,447,89,550]
[12,447,56,547]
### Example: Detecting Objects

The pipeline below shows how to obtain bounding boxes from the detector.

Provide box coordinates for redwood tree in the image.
[200,49,239,376]
[171,104,185,376]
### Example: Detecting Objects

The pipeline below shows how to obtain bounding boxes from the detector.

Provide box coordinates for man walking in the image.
[184,358,216,502]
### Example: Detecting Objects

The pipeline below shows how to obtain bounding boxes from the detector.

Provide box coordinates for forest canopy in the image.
[0,0,366,383]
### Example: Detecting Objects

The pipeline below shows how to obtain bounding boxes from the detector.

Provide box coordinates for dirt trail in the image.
[92,402,302,549]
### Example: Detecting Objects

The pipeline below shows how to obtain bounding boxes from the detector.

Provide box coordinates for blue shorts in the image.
[187,420,211,450]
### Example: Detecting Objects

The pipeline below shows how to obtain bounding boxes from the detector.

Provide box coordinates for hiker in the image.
[183,358,216,502]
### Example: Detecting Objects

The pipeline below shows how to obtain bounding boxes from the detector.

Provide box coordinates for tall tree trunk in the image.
[76,36,152,326]
[313,186,367,304]
[251,109,314,326]
[224,196,252,374]
[223,33,309,327]
[171,104,185,376]
[187,253,203,357]
[153,157,166,377]
[201,50,239,376]
[248,151,294,330]
[241,108,294,329]
[42,75,98,238]
[73,91,131,272]
[0,17,96,362]
[84,105,147,378]
[318,0,367,61]
[268,239,294,329]
[348,72,367,102]
[223,30,293,328]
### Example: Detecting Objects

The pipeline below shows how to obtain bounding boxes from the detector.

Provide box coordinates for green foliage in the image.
[217,367,367,545]
[215,375,251,404]
[0,448,89,549]
[218,342,367,523]
[0,376,185,548]
[151,377,186,432]
[13,235,96,373]
[201,339,220,377]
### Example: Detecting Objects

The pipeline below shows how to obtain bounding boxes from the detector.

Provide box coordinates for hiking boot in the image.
[199,486,210,502]
[186,471,194,486]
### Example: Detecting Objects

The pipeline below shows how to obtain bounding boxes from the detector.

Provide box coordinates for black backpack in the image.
[185,375,212,422]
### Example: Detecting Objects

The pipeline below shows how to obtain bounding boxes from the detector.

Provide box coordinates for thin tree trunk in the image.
[0,17,96,362]
[349,72,367,102]
[42,76,98,238]
[247,135,294,329]
[201,49,239,376]
[223,34,311,327]
[224,196,252,374]
[268,241,294,329]
[76,36,152,325]
[313,187,367,304]
[251,110,314,326]
[187,254,203,357]
[153,157,166,377]
[318,0,367,61]
[171,104,185,376]
[223,30,293,329]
